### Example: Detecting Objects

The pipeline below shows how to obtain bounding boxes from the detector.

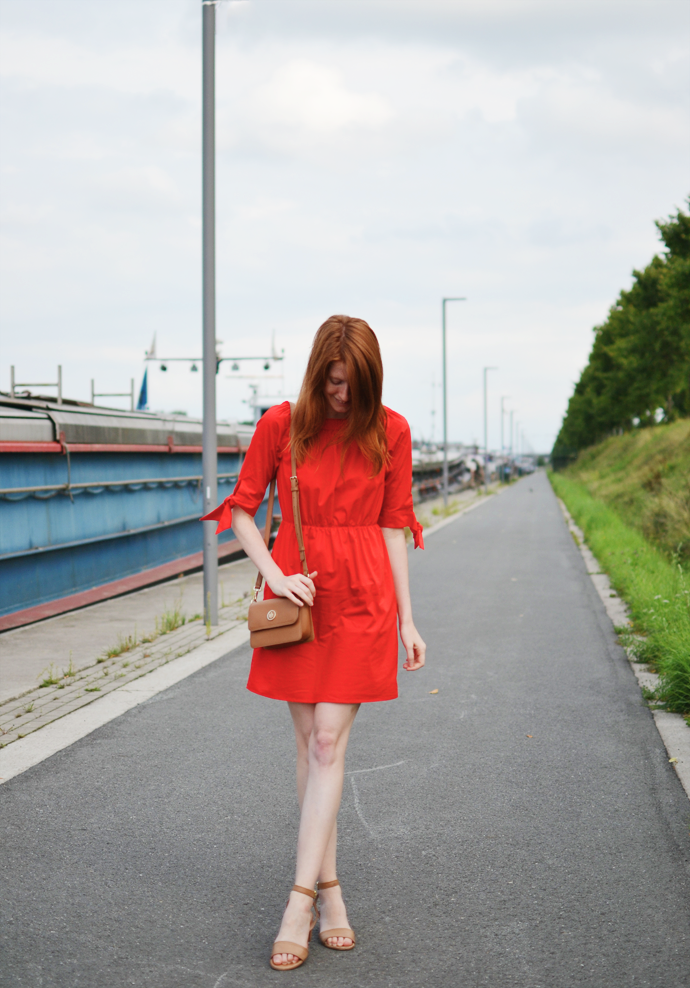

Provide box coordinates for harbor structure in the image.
[0,393,255,631]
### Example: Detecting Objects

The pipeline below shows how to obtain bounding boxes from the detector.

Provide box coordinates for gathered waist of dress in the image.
[280,521,383,531]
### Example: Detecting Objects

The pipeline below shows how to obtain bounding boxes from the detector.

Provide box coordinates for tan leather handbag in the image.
[248,417,315,649]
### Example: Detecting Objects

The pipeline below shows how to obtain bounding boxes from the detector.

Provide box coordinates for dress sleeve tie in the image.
[200,498,234,535]
[409,518,425,550]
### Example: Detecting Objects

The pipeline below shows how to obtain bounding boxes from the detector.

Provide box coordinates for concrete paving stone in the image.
[0,697,37,718]
[12,719,53,736]
[46,692,105,714]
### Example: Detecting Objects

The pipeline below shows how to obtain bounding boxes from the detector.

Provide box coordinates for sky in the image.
[1,0,688,452]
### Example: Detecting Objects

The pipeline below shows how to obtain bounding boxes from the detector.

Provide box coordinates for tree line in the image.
[553,201,690,462]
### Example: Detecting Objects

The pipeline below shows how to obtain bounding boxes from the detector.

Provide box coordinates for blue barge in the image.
[0,394,256,630]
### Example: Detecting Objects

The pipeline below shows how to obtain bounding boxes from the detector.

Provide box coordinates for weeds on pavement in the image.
[99,600,187,664]
[38,664,62,688]
[102,631,138,660]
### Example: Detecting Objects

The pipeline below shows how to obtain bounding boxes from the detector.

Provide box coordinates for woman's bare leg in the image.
[271,701,359,967]
[290,704,341,885]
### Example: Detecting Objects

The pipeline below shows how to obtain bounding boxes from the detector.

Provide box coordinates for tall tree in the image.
[554,201,690,459]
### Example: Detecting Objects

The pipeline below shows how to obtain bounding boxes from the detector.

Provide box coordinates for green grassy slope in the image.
[549,422,690,716]
[561,419,690,563]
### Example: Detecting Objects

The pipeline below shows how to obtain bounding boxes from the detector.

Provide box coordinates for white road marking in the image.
[345,759,406,776]
[350,776,374,837]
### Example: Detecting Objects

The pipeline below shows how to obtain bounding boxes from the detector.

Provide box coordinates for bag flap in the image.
[248,599,300,632]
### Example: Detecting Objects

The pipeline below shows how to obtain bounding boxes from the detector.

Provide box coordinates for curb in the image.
[0,624,250,785]
[556,497,690,802]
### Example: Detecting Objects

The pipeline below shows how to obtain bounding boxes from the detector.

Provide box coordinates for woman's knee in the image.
[309,727,341,768]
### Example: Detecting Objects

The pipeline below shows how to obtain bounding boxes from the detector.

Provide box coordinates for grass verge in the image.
[549,471,690,716]
[561,419,690,563]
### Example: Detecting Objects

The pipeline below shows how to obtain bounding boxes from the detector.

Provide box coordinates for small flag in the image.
[137,368,148,410]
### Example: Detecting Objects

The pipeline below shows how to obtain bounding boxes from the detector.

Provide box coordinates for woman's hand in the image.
[267,570,318,607]
[400,620,426,671]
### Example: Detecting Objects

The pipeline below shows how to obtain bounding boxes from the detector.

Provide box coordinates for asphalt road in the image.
[2,472,689,988]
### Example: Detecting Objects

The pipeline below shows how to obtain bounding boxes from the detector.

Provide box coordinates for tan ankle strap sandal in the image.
[316,879,357,951]
[269,885,318,971]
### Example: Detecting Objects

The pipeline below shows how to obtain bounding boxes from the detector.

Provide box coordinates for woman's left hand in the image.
[400,620,426,671]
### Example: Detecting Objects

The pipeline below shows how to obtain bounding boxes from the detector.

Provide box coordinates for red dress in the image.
[203,402,423,704]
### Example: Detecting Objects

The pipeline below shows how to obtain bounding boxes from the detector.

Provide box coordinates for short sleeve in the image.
[200,403,288,535]
[377,415,424,549]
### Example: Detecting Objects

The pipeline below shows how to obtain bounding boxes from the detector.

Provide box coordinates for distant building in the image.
[246,387,298,425]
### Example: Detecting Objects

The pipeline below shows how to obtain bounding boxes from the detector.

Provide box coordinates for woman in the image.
[202,315,426,971]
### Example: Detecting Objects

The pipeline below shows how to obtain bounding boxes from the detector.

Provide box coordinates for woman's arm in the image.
[381,527,426,671]
[232,506,317,607]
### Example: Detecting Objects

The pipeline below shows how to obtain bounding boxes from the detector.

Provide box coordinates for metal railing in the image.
[10,366,62,404]
[0,472,238,499]
[91,378,135,411]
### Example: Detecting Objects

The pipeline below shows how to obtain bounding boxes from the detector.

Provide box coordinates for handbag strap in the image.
[252,403,309,601]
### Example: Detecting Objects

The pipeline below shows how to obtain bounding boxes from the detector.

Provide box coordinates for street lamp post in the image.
[500,395,510,481]
[483,366,497,490]
[201,0,218,627]
[500,396,510,453]
[441,297,466,507]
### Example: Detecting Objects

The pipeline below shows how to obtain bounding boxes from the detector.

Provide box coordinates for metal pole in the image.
[57,365,62,405]
[441,297,465,507]
[442,301,448,508]
[202,0,218,627]
[10,366,15,397]
[483,366,497,491]
[130,379,135,412]
[500,396,509,453]
[510,410,514,455]
[500,396,509,483]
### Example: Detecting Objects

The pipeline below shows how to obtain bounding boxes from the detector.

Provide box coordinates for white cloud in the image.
[522,78,687,150]
[0,29,196,99]
[253,60,393,134]
[94,166,182,209]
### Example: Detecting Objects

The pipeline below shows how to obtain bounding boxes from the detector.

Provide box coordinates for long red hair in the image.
[291,315,389,474]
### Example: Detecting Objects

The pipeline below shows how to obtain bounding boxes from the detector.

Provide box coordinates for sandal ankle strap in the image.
[292,884,317,900]
[317,879,340,890]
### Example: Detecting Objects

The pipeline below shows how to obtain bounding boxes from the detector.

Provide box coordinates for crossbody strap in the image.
[252,403,309,601]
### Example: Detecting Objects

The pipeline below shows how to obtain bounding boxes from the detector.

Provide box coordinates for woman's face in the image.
[324,361,350,418]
